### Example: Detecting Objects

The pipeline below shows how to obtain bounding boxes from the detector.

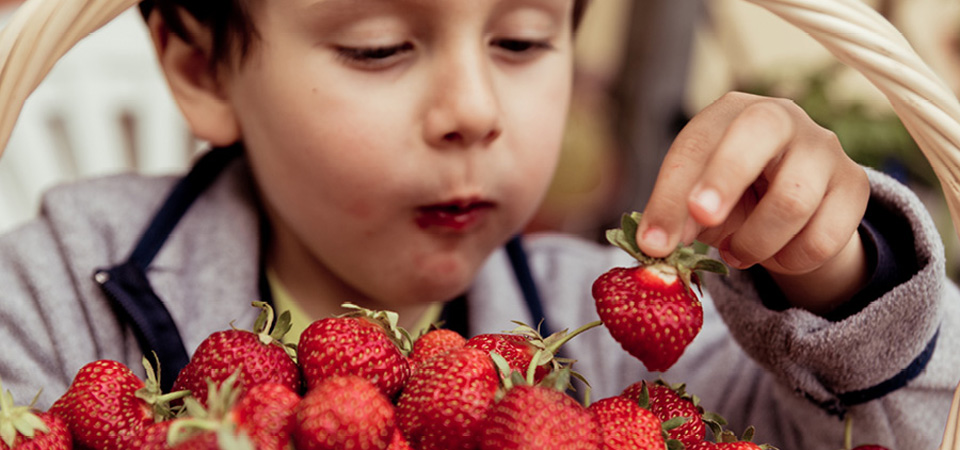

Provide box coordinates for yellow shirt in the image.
[266,268,445,345]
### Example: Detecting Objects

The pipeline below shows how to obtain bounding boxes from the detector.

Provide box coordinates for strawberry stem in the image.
[843,416,853,450]
[526,349,545,385]
[544,320,603,356]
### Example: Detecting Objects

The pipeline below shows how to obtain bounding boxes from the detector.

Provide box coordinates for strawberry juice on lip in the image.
[415,201,494,232]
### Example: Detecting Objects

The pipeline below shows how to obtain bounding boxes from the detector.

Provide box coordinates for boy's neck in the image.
[271,265,432,332]
[265,224,432,332]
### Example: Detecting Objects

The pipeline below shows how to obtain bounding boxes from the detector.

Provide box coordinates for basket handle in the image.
[745,0,960,242]
[0,0,139,156]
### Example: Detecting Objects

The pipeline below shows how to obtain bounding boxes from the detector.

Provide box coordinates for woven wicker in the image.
[0,0,139,154]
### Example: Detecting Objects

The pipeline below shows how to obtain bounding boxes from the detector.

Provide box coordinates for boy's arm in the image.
[0,219,91,407]
[700,167,957,447]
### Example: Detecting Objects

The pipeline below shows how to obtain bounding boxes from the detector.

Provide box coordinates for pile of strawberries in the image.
[0,302,754,450]
[0,213,889,449]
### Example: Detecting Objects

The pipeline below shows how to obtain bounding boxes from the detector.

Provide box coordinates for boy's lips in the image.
[415,198,496,232]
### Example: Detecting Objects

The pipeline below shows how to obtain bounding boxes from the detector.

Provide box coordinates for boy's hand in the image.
[636,92,871,314]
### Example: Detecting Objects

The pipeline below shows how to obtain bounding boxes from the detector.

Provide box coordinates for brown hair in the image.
[139,0,591,68]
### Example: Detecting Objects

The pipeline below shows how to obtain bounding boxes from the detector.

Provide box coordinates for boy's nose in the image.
[423,54,502,149]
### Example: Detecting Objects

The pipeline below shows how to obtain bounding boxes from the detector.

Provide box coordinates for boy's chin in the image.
[407,274,475,304]
[375,269,477,308]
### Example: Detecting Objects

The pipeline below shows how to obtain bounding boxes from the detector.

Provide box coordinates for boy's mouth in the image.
[415,199,495,232]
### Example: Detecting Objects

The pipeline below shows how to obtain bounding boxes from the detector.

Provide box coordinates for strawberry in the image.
[164,371,299,450]
[716,443,764,449]
[466,333,552,384]
[466,321,602,386]
[479,375,602,450]
[172,302,300,407]
[298,304,412,398]
[50,358,187,450]
[622,380,725,447]
[395,347,499,450]
[701,428,777,450]
[592,213,727,372]
[171,430,254,450]
[230,383,299,450]
[0,381,71,450]
[131,421,174,450]
[168,432,220,450]
[589,396,665,450]
[136,421,255,450]
[687,440,765,450]
[387,428,414,450]
[293,375,395,450]
[410,328,466,369]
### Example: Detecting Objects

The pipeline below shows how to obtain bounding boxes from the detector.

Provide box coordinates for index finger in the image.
[636,95,739,257]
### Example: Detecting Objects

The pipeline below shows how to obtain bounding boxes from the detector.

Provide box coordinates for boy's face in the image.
[221,0,575,309]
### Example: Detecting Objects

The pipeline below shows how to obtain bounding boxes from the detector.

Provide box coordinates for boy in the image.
[0,0,956,448]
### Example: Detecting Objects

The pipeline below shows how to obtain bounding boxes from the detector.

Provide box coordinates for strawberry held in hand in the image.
[593,212,727,372]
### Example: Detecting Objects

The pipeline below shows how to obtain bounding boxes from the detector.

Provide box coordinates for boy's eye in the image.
[493,39,553,53]
[336,42,414,66]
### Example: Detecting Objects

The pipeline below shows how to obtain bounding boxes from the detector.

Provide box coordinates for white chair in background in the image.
[0,6,195,233]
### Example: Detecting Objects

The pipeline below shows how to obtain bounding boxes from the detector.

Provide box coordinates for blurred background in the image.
[1,0,959,276]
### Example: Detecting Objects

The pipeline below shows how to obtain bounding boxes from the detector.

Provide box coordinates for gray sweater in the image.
[0,157,956,449]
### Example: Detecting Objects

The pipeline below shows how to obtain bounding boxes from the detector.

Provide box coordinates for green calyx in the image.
[167,370,254,450]
[713,427,779,450]
[486,320,605,403]
[0,378,48,447]
[506,320,602,385]
[340,302,415,355]
[134,354,192,422]
[606,212,728,292]
[490,352,578,402]
[632,381,690,446]
[251,301,298,361]
[649,379,728,437]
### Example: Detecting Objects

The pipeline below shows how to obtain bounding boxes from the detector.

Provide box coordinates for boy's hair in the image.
[139,0,591,69]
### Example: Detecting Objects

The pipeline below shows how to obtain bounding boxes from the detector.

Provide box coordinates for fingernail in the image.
[692,188,722,215]
[720,249,742,269]
[641,227,668,250]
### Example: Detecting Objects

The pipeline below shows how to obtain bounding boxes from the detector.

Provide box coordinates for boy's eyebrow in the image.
[305,0,570,16]
[306,0,396,17]
[301,0,573,26]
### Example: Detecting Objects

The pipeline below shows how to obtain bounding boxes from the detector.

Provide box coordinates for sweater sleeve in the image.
[701,167,960,448]
[0,218,126,408]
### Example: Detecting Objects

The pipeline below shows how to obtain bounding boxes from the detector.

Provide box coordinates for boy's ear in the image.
[147,9,241,147]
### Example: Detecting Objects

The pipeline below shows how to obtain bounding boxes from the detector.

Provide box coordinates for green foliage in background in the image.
[745,64,938,189]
